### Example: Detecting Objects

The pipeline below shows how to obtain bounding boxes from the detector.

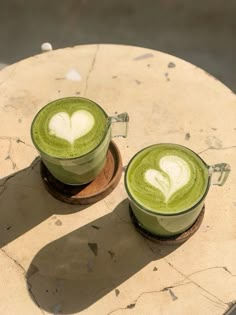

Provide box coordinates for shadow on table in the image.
[26,199,182,314]
[0,157,88,248]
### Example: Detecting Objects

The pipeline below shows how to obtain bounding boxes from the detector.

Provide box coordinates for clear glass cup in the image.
[31,97,129,185]
[124,144,230,237]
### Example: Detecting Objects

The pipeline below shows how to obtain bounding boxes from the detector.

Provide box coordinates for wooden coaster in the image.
[40,141,123,205]
[129,205,205,245]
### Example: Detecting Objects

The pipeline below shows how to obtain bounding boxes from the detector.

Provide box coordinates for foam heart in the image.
[144,155,190,201]
[49,110,94,144]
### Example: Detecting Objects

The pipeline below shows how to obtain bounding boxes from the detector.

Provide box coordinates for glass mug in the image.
[124,143,231,237]
[31,97,129,185]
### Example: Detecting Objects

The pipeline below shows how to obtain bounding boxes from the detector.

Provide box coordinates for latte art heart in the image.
[49,110,95,144]
[144,155,190,201]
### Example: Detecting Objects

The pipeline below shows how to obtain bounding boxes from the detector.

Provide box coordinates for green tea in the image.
[31,97,109,184]
[31,97,107,158]
[126,144,209,213]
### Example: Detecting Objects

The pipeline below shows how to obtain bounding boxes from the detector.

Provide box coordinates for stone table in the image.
[0,44,235,315]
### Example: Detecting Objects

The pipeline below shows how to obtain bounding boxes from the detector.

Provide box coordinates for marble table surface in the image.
[0,44,235,315]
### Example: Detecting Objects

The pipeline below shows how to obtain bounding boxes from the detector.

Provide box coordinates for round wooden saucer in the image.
[40,141,123,205]
[129,205,205,245]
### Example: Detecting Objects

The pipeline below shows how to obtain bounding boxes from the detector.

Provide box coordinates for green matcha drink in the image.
[124,143,213,237]
[32,97,107,158]
[126,144,209,214]
[31,97,109,185]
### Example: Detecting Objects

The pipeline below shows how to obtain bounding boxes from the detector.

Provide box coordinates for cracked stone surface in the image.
[0,44,235,315]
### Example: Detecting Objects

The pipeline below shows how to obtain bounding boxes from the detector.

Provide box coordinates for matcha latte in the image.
[31,97,109,185]
[32,97,107,158]
[125,144,209,214]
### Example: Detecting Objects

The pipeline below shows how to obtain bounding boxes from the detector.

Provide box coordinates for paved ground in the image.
[225,304,236,315]
[1,0,236,91]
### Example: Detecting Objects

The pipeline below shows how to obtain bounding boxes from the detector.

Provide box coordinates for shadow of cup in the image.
[26,199,181,314]
[0,157,88,248]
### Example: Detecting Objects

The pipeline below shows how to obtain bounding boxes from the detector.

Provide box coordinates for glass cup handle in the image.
[108,112,129,138]
[208,163,231,186]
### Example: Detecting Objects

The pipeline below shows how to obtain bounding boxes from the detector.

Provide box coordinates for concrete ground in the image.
[226,305,236,315]
[0,0,236,92]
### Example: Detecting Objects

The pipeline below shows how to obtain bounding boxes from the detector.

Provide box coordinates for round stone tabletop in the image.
[0,44,235,315]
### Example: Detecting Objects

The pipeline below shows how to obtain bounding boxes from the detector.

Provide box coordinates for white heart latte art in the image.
[49,110,94,144]
[144,155,191,201]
